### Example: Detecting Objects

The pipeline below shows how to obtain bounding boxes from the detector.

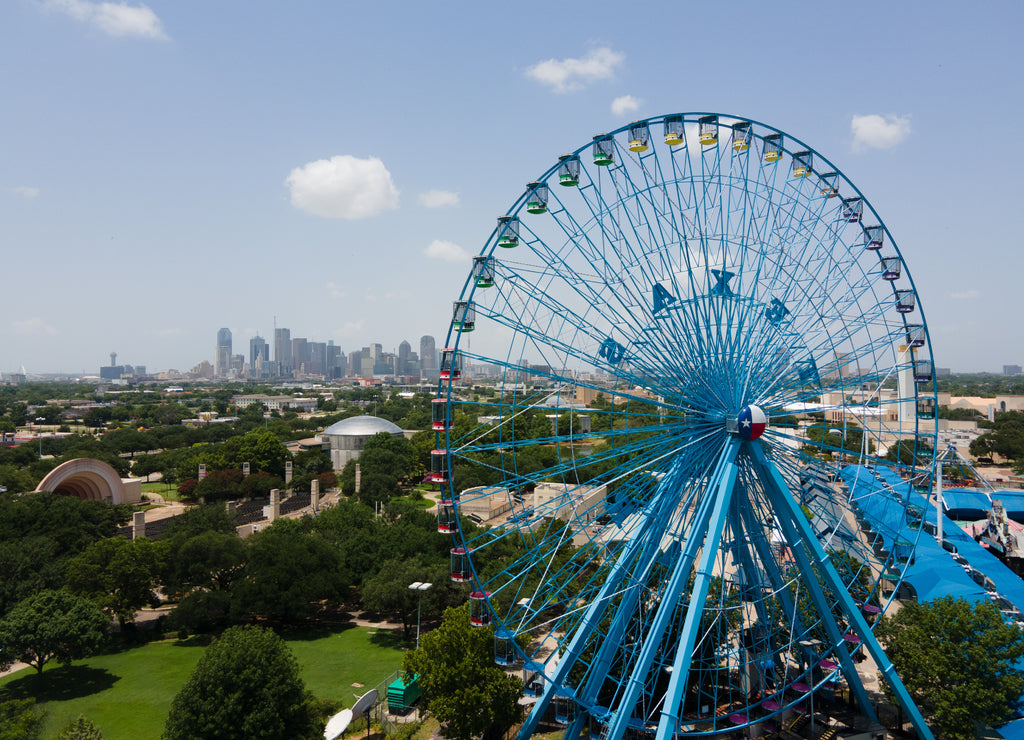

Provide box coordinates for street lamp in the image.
[408,581,432,649]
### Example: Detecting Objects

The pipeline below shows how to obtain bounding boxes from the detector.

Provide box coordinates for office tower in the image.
[215,328,232,378]
[348,349,362,377]
[274,327,292,371]
[310,342,327,376]
[292,338,309,373]
[398,340,411,375]
[250,335,269,369]
[420,335,437,378]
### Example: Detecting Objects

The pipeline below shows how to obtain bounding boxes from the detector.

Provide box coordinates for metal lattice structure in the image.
[433,113,938,740]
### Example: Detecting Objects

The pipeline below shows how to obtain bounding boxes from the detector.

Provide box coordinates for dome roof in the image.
[322,415,403,438]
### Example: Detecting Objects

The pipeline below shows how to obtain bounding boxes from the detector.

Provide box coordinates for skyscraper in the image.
[420,335,437,378]
[250,335,269,369]
[398,340,411,375]
[215,328,232,378]
[274,327,292,372]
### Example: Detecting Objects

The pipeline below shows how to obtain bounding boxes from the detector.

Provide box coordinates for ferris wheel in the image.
[432,113,938,740]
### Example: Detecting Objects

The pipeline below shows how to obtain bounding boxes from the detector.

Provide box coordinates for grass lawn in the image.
[0,625,407,739]
[140,481,180,502]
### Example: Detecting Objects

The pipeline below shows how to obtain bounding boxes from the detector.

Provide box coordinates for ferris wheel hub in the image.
[735,404,767,441]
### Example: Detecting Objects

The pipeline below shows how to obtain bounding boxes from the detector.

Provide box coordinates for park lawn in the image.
[0,625,406,739]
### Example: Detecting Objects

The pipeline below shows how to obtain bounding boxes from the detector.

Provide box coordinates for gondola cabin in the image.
[440,348,461,380]
[469,591,491,626]
[431,397,452,430]
[914,360,932,383]
[863,225,884,250]
[453,300,475,332]
[841,197,863,223]
[554,687,577,725]
[494,629,515,666]
[450,547,470,583]
[731,121,751,152]
[763,133,782,163]
[472,255,495,288]
[881,257,901,281]
[593,134,614,166]
[526,181,549,214]
[437,499,455,533]
[430,449,449,483]
[792,150,812,177]
[628,122,650,152]
[523,662,545,698]
[818,171,839,198]
[916,397,936,420]
[698,115,718,146]
[895,290,916,314]
[905,324,926,348]
[663,115,684,146]
[497,215,519,248]
[558,154,580,186]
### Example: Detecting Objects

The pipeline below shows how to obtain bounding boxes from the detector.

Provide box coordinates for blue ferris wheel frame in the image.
[433,113,938,740]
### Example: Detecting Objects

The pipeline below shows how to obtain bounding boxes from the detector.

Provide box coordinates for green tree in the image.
[0,698,44,740]
[57,716,103,739]
[163,530,245,597]
[875,596,1024,740]
[0,590,108,674]
[360,557,436,640]
[163,625,318,740]
[231,519,344,623]
[403,604,523,740]
[66,537,162,628]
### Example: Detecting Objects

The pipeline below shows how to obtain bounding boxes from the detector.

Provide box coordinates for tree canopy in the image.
[403,604,523,740]
[163,624,318,740]
[0,589,108,674]
[875,596,1024,740]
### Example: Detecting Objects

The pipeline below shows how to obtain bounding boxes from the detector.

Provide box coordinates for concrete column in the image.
[198,463,207,481]
[285,461,293,485]
[311,479,320,511]
[269,489,280,522]
[242,462,250,477]
[355,463,361,495]
[225,500,237,517]
[132,510,146,539]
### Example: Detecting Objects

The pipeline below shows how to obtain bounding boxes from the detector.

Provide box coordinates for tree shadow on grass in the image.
[0,664,120,702]
[368,628,407,650]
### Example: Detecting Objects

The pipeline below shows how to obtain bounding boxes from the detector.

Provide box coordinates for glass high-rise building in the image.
[420,335,437,378]
[215,328,232,378]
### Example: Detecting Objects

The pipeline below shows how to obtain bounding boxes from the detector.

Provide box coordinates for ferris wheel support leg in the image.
[604,441,740,740]
[516,455,706,740]
[626,440,738,740]
[736,495,811,667]
[749,443,935,740]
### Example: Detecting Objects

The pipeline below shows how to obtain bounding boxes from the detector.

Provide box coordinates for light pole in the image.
[408,581,432,649]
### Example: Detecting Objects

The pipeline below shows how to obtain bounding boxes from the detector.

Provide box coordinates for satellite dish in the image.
[324,709,353,740]
[352,688,378,716]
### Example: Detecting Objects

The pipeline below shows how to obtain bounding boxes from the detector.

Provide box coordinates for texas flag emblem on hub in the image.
[737,405,767,441]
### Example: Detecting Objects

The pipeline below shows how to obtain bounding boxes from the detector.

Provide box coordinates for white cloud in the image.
[526,47,624,94]
[949,289,980,300]
[11,186,40,199]
[326,281,346,300]
[334,320,364,337]
[424,239,469,263]
[43,0,168,40]
[285,155,399,219]
[851,114,911,153]
[13,317,58,336]
[418,189,460,208]
[611,95,641,117]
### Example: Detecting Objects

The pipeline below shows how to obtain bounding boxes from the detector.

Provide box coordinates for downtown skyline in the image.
[2,2,1023,374]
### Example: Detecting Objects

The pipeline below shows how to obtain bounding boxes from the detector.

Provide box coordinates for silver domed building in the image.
[321,415,404,471]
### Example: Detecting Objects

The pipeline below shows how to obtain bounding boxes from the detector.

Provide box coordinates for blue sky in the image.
[1,0,1021,375]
